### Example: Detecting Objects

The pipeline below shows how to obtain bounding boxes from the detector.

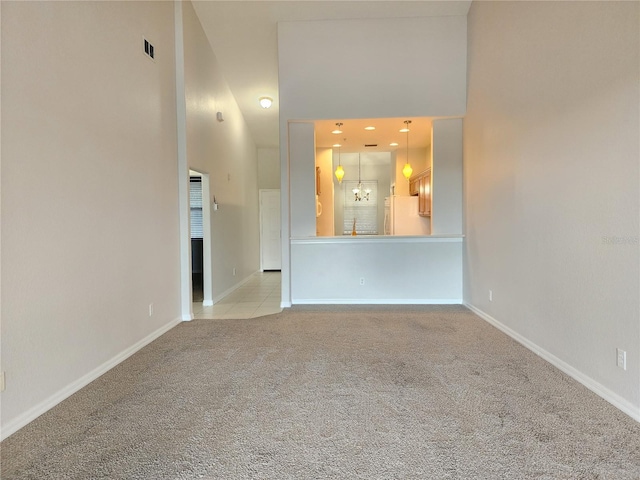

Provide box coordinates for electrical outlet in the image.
[148,303,154,317]
[616,348,627,370]
[0,372,6,392]
[233,268,236,276]
[489,290,493,302]
[360,277,365,286]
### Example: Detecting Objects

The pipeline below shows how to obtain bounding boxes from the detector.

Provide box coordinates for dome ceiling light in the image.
[259,96,273,108]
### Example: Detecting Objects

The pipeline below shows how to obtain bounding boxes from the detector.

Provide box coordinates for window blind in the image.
[190,177,203,239]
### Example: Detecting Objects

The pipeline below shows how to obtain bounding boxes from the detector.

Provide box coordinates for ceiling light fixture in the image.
[259,96,273,108]
[352,154,371,201]
[364,126,375,131]
[334,143,345,184]
[402,120,413,181]
[332,122,343,134]
[390,142,399,147]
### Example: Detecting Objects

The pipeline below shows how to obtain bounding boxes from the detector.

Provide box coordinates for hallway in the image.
[192,271,282,319]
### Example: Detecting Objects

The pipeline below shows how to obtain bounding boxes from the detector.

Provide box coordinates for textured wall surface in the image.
[181,1,260,296]
[1,1,180,434]
[464,1,640,414]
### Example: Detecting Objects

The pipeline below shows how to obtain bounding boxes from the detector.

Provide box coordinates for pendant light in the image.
[334,142,345,183]
[402,120,413,181]
[352,154,371,201]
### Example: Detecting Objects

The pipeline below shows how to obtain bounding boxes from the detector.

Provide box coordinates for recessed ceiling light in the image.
[332,122,343,134]
[364,126,375,131]
[390,142,399,147]
[259,96,273,108]
[333,143,342,148]
[399,128,410,133]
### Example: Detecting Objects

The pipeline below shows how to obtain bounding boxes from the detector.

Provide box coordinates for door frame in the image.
[189,169,213,307]
[259,189,281,271]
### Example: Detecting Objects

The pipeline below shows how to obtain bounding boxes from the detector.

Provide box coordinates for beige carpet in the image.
[2,305,639,479]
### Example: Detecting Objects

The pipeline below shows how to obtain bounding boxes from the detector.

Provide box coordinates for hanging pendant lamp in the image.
[402,120,413,181]
[334,141,345,183]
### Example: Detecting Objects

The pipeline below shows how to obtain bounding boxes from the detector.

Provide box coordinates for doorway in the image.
[259,189,281,271]
[189,175,204,302]
[189,170,213,306]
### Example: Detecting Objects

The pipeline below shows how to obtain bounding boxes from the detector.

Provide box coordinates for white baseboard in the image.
[1,317,181,441]
[465,303,640,423]
[212,271,258,304]
[292,299,463,305]
[201,300,214,307]
[182,314,193,321]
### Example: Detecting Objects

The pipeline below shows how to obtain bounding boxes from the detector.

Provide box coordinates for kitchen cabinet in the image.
[410,169,431,217]
[409,177,419,196]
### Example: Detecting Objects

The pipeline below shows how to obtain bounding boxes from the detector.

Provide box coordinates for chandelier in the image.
[352,154,371,201]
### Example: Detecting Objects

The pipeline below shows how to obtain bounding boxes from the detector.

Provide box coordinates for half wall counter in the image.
[290,235,463,304]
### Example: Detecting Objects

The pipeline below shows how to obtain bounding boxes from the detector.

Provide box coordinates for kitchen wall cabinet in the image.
[409,177,420,196]
[410,169,431,217]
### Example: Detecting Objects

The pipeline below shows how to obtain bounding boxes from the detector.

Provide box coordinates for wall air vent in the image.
[143,37,155,60]
[364,144,378,147]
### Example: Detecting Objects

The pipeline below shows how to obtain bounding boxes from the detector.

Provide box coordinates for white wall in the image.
[278,16,467,120]
[464,1,640,419]
[181,1,260,300]
[279,16,467,305]
[258,147,280,190]
[432,119,463,235]
[291,238,463,303]
[288,122,317,238]
[1,1,180,437]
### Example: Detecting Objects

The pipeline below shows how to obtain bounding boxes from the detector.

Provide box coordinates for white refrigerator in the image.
[384,196,431,235]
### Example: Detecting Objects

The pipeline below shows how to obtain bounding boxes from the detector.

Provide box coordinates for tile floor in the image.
[192,271,282,319]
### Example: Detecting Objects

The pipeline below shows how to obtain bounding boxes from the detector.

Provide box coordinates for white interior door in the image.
[260,189,281,271]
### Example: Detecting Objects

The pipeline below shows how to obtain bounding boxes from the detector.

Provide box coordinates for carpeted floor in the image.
[2,305,639,479]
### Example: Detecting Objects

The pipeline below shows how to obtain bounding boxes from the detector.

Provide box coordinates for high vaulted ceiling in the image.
[191,1,472,149]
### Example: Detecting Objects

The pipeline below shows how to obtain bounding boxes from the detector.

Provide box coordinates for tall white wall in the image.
[288,122,317,238]
[1,1,180,437]
[278,16,467,305]
[181,1,259,298]
[278,17,467,120]
[432,119,463,235]
[258,147,280,190]
[464,1,640,418]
